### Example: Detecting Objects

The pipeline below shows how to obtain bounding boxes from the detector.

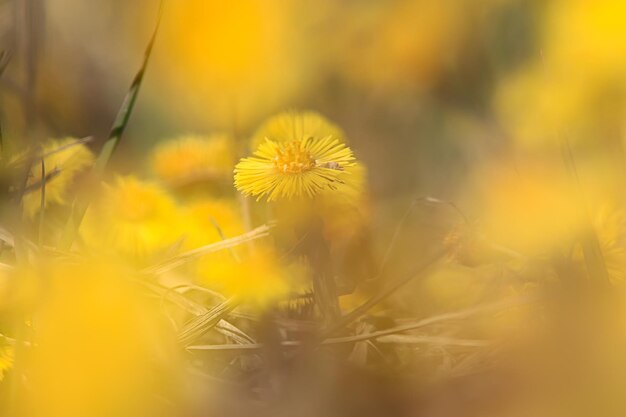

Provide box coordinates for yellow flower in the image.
[81,176,180,260]
[151,134,235,187]
[250,110,345,150]
[141,0,312,129]
[235,136,356,201]
[335,0,476,92]
[474,161,585,254]
[180,199,244,250]
[20,138,94,217]
[244,110,366,203]
[23,258,177,417]
[197,246,292,307]
[495,0,626,149]
[331,161,367,202]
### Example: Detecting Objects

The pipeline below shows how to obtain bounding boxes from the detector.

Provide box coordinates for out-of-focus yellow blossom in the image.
[81,176,180,260]
[473,162,585,255]
[18,138,94,218]
[259,163,368,240]
[180,199,244,250]
[250,110,345,150]
[322,161,367,205]
[145,0,312,129]
[22,259,176,417]
[496,67,591,148]
[336,0,467,92]
[495,0,626,148]
[151,134,235,188]
[315,162,369,236]
[197,246,292,307]
[0,340,13,381]
[546,0,626,82]
[234,136,356,201]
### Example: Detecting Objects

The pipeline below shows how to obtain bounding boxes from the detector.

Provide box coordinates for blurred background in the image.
[1,0,539,196]
[3,0,626,416]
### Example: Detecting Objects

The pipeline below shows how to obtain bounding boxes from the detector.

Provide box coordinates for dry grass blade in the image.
[0,226,15,247]
[143,223,274,275]
[321,196,461,337]
[38,159,45,245]
[17,167,60,196]
[178,298,238,346]
[322,245,448,337]
[138,280,254,344]
[187,297,530,352]
[372,335,489,347]
[333,297,531,344]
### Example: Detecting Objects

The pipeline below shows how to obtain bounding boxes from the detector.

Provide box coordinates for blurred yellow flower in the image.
[81,176,180,259]
[146,0,312,128]
[197,246,292,307]
[297,161,369,245]
[250,110,345,150]
[320,161,367,206]
[180,199,244,250]
[19,138,94,218]
[336,0,468,92]
[546,0,626,79]
[234,136,356,201]
[151,134,235,188]
[495,0,626,148]
[495,67,590,148]
[474,162,585,254]
[23,259,176,417]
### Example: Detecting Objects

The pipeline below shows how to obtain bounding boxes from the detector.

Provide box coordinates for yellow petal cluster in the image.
[81,176,180,260]
[234,136,356,201]
[151,134,235,187]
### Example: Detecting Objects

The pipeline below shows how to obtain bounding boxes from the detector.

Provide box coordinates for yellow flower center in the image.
[273,141,315,174]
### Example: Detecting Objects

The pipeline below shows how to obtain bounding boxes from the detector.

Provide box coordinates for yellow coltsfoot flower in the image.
[151,134,235,188]
[81,175,181,260]
[234,136,356,201]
